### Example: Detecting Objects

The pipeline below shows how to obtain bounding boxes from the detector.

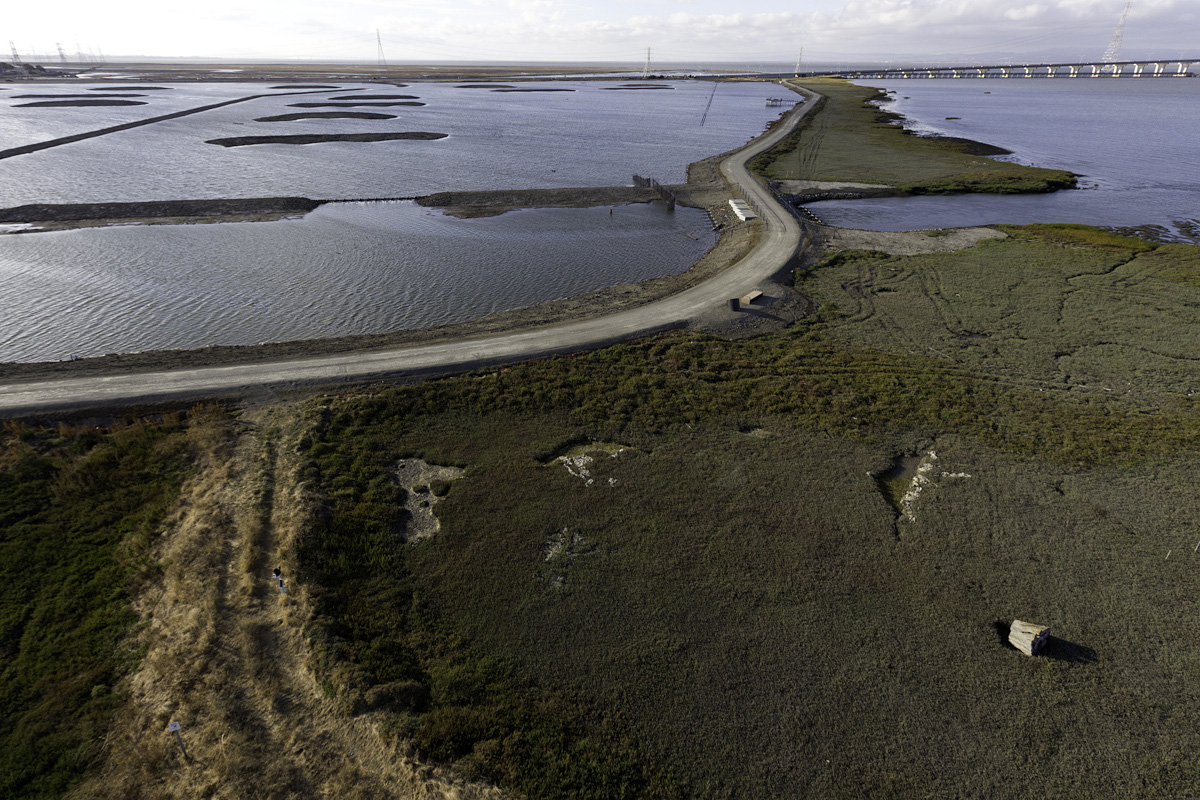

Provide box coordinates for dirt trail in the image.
[70,406,502,800]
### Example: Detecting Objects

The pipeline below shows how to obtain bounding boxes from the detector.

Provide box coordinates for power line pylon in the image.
[376,29,387,69]
[794,46,803,77]
[9,42,20,64]
[642,47,651,79]
[57,43,68,66]
[1102,1,1132,71]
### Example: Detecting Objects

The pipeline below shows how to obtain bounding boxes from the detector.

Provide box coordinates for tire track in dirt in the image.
[70,406,504,800]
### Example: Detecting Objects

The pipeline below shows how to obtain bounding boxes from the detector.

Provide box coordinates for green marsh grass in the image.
[754,78,1076,194]
[295,229,1200,799]
[0,412,220,799]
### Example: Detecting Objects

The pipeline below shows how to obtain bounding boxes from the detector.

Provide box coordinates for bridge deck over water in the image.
[758,57,1198,80]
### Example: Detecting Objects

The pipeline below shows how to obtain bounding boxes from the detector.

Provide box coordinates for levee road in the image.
[0,84,817,417]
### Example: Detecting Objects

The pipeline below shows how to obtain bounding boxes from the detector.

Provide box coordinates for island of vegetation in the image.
[205,131,447,147]
[286,100,426,107]
[15,99,147,107]
[254,111,398,122]
[3,73,1198,800]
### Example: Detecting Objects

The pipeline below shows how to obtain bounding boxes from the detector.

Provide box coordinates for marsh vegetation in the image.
[753,79,1076,195]
[287,225,1200,798]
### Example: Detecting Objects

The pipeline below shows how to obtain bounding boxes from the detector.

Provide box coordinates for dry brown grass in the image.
[69,405,503,800]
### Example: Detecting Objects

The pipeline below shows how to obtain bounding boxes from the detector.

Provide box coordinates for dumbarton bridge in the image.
[792,58,1197,79]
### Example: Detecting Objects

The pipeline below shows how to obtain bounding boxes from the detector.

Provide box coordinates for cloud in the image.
[4,0,1197,62]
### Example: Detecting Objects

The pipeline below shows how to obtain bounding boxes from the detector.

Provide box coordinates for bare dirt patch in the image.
[818,224,1007,255]
[394,459,465,544]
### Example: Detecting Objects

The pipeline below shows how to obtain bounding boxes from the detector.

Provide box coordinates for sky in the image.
[5,0,1198,66]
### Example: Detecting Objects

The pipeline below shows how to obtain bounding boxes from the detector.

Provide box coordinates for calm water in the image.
[0,80,785,203]
[0,79,781,362]
[0,202,713,362]
[808,79,1200,238]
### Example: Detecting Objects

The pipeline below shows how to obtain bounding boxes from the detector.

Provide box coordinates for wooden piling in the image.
[1009,620,1050,656]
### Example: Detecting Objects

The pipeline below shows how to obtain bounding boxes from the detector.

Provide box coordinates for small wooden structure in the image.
[740,290,764,306]
[1009,620,1050,656]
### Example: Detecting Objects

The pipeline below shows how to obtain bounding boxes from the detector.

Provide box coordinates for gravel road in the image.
[0,85,817,417]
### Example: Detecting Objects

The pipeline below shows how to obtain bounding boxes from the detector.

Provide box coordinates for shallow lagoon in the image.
[0,79,780,361]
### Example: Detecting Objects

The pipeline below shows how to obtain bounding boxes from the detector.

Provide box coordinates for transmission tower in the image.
[376,29,387,68]
[794,46,803,77]
[1102,1,1132,68]
[642,47,651,79]
[57,43,68,66]
[9,42,20,64]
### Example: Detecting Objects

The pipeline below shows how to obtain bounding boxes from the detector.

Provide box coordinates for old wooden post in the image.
[168,721,189,763]
[1009,620,1050,656]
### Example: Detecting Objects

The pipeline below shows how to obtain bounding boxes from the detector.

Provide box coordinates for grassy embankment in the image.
[752,78,1077,194]
[0,412,220,799]
[296,227,1200,799]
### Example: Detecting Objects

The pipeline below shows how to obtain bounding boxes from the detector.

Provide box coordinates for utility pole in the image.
[376,29,387,68]
[642,46,651,79]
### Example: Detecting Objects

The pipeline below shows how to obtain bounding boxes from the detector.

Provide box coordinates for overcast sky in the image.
[6,0,1198,65]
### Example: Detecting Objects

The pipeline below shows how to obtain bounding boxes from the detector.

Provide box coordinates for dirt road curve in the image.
[0,85,815,417]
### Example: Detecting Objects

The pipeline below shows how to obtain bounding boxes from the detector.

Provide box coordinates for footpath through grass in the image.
[0,412,217,799]
[295,227,1200,800]
[753,78,1076,194]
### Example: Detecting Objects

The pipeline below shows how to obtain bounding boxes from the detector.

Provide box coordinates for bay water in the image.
[807,78,1200,239]
[0,79,782,362]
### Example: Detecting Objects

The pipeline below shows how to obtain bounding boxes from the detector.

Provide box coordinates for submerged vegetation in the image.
[752,78,1076,194]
